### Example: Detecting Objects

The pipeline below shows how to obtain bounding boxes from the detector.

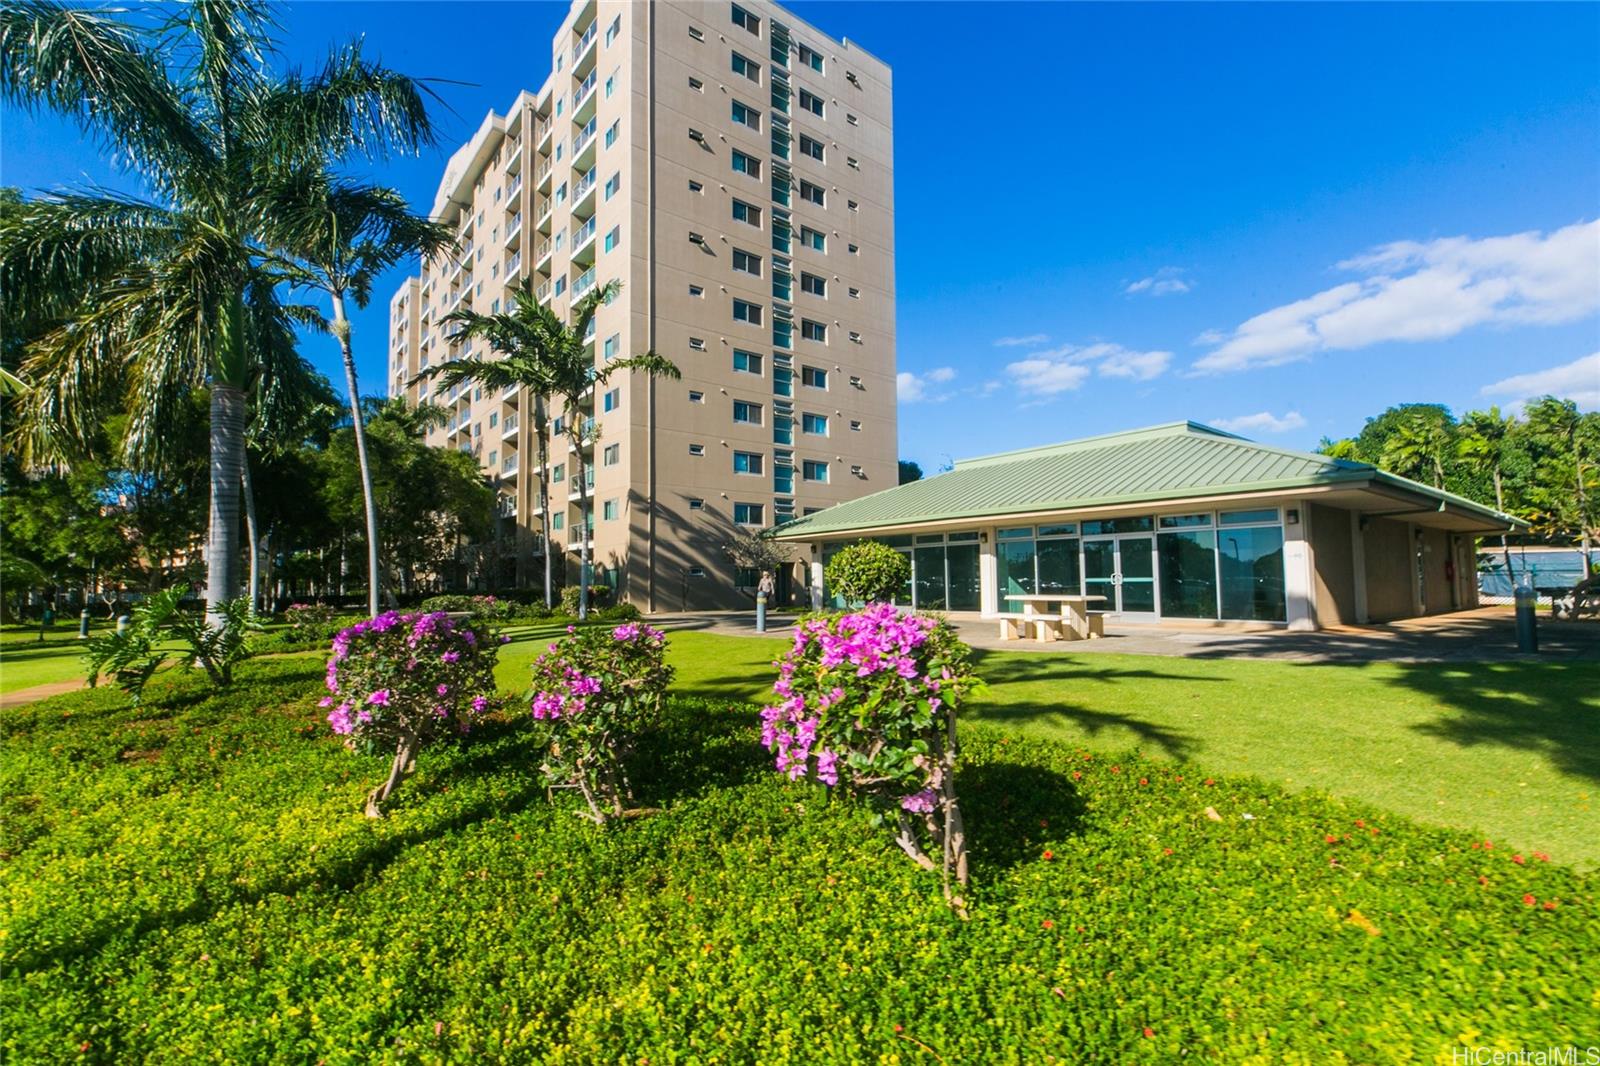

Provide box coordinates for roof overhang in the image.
[430,111,508,221]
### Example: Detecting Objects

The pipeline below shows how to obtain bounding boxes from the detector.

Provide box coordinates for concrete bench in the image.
[997,616,1027,640]
[1083,611,1107,639]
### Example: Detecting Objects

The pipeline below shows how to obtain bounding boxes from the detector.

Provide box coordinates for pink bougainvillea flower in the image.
[367,689,391,706]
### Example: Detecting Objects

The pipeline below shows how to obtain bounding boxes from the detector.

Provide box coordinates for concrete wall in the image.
[1362,517,1415,623]
[1309,503,1356,626]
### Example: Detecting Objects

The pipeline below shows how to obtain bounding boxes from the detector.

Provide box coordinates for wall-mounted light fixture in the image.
[1286,508,1300,526]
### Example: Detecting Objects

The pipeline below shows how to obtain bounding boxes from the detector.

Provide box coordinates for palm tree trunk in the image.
[242,455,260,616]
[205,383,248,625]
[332,293,382,619]
[536,400,553,609]
[1493,468,1513,590]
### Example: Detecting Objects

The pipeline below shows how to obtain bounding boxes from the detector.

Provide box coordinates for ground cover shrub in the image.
[323,611,504,816]
[763,603,981,903]
[84,584,259,703]
[824,540,911,604]
[525,621,673,823]
[597,602,641,622]
[420,594,513,622]
[283,602,336,643]
[0,667,1593,1063]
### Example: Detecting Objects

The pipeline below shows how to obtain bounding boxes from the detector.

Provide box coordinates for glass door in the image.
[1081,535,1157,618]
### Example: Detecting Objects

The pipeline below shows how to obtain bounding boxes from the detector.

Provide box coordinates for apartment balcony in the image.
[535,280,551,303]
[502,414,520,438]
[505,173,523,202]
[536,161,552,191]
[504,213,523,247]
[566,416,598,451]
[572,71,598,123]
[505,250,522,284]
[571,168,597,217]
[536,120,552,153]
[535,240,553,271]
[504,138,523,174]
[496,494,518,519]
[571,18,599,75]
[571,218,597,264]
[572,118,598,168]
[502,381,519,401]
[570,265,597,299]
[501,453,519,476]
[537,201,554,235]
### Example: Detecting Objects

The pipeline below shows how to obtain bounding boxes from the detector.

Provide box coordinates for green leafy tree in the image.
[825,540,911,605]
[898,459,924,484]
[425,280,679,619]
[0,0,438,622]
[1522,397,1600,562]
[1379,405,1456,489]
[1457,407,1519,579]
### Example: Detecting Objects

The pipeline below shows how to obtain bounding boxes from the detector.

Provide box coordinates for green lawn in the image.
[2,657,1591,1062]
[0,622,112,693]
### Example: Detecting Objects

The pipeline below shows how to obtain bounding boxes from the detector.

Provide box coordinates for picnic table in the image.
[1001,593,1107,642]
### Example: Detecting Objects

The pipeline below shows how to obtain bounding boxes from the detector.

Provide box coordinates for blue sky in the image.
[4,2,1597,470]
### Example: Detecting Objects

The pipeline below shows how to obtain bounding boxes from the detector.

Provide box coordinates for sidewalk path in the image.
[1,678,88,709]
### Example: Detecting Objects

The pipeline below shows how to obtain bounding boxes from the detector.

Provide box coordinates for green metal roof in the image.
[772,421,1520,539]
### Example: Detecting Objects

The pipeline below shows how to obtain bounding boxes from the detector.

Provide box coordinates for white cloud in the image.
[897,366,958,403]
[1480,352,1600,412]
[1209,411,1308,435]
[1005,342,1173,396]
[1194,220,1600,373]
[1124,267,1193,297]
[992,333,1050,348]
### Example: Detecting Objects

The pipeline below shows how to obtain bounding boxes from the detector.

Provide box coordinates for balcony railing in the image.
[505,173,523,200]
[571,266,597,299]
[572,117,597,156]
[572,71,597,111]
[535,240,552,263]
[502,453,519,473]
[571,217,596,250]
[505,213,523,243]
[571,21,598,66]
[503,415,519,436]
[535,280,551,302]
[506,251,522,279]
[572,168,596,202]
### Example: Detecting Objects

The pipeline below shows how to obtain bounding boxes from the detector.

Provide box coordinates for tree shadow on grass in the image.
[958,759,1086,875]
[965,650,1210,762]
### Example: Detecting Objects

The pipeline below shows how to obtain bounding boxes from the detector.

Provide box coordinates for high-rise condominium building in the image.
[388,0,894,610]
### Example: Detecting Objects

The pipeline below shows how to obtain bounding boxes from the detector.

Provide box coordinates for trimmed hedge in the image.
[0,660,1592,1062]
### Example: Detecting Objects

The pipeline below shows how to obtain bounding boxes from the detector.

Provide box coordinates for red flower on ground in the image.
[1111,766,1121,774]
[894,1024,904,1034]
[1543,900,1558,911]
[1139,777,1148,786]
[1483,841,1494,850]
[1040,818,1049,828]
[1204,778,1215,786]
[1479,876,1489,885]
[1143,1027,1155,1039]
[1354,819,1365,828]
[1471,843,1480,849]
[1042,850,1055,861]
[1163,847,1173,855]
[1370,828,1380,836]
[1072,771,1082,780]
[1042,919,1055,929]
[1532,851,1550,862]
[1325,834,1338,844]
[1522,893,1536,906]
[1175,775,1183,781]
[1511,854,1526,865]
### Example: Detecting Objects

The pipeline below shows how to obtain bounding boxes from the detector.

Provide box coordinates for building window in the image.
[605,120,619,147]
[798,43,824,72]
[733,298,763,325]
[801,365,827,389]
[689,179,704,193]
[688,25,704,41]
[733,399,762,424]
[689,443,706,456]
[489,412,499,428]
[731,149,762,179]
[799,134,825,161]
[602,499,619,521]
[733,349,763,374]
[604,172,621,199]
[731,99,761,131]
[732,3,760,34]
[603,334,620,358]
[689,284,704,297]
[603,387,620,412]
[603,226,620,252]
[847,156,860,170]
[800,319,826,343]
[802,459,829,482]
[848,286,860,298]
[605,74,615,98]
[846,113,859,126]
[799,180,825,206]
[733,450,764,475]
[732,247,762,276]
[850,419,862,431]
[689,337,707,350]
[731,51,760,83]
[733,502,764,526]
[690,76,704,91]
[553,513,564,530]
[800,226,825,250]
[732,199,762,227]
[800,272,826,297]
[847,199,858,212]
[551,462,566,483]
[554,277,566,296]
[688,497,705,510]
[604,444,620,466]
[802,412,828,435]
[605,15,620,45]
[847,243,859,254]
[798,89,824,117]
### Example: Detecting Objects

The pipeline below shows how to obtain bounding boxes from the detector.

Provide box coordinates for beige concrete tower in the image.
[388,0,896,609]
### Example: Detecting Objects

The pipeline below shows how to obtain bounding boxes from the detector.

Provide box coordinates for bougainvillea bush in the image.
[323,611,503,816]
[526,622,674,823]
[283,602,337,643]
[762,602,981,901]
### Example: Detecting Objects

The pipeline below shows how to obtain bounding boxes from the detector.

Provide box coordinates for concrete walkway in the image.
[0,678,88,710]
[650,607,1598,664]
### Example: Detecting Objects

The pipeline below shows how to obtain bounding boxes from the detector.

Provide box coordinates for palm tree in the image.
[0,0,438,622]
[266,176,452,616]
[428,280,679,618]
[1380,407,1454,489]
[1457,407,1518,585]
